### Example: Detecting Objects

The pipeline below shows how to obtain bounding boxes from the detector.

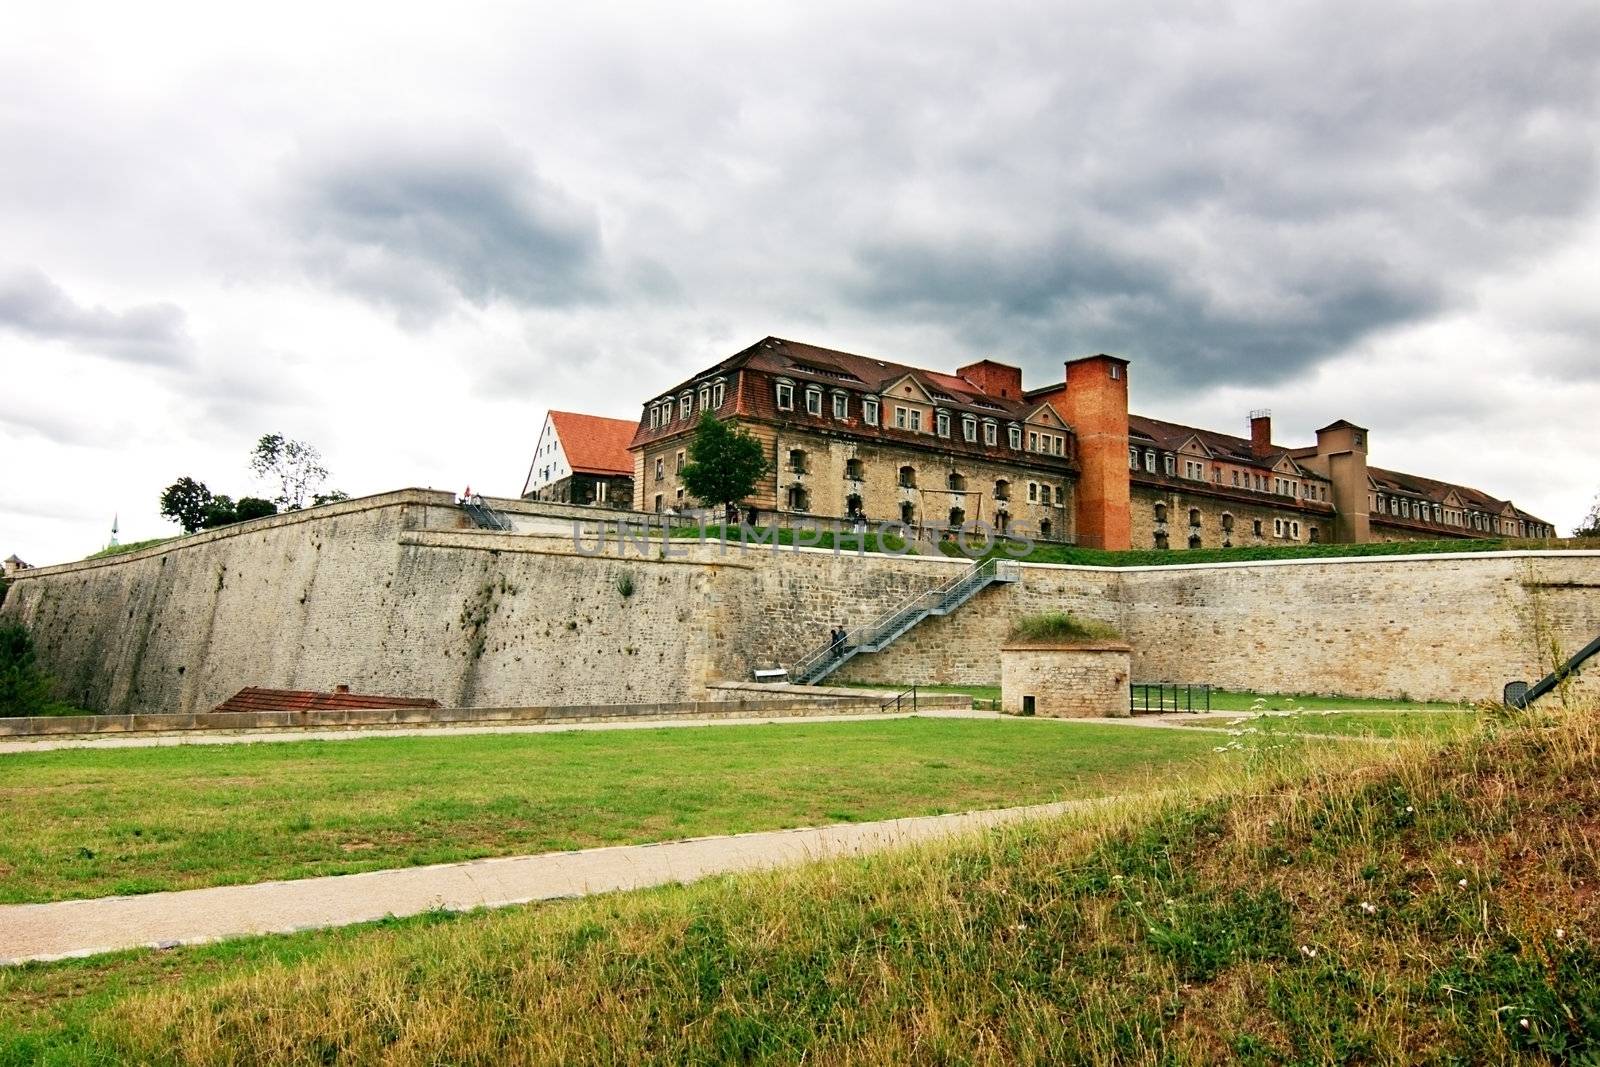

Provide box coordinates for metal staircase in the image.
[461,495,513,532]
[787,557,1021,685]
[1507,633,1600,708]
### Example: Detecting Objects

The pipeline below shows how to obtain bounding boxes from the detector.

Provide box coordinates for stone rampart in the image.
[4,489,1597,712]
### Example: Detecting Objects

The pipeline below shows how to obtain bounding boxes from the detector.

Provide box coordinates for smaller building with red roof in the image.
[521,410,637,509]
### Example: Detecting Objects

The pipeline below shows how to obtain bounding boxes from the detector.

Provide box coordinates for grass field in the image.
[1183,709,1487,739]
[3,705,1594,1063]
[0,717,1223,904]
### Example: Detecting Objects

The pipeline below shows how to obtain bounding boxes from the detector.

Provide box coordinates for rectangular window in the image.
[1129,447,1139,470]
[832,393,848,419]
[1028,483,1038,502]
[649,407,659,429]
[776,383,794,411]
[963,418,976,443]
[680,396,691,420]
[699,386,711,409]
[936,411,950,437]
[1144,451,1155,473]
[805,389,822,416]
[1054,485,1064,505]
[675,450,685,472]
[654,457,664,481]
[1009,426,1022,449]
[1029,431,1038,451]
[1052,435,1063,455]
[712,382,725,407]
[910,410,922,431]
[1109,363,1120,380]
[984,423,997,446]
[864,399,879,425]
[894,406,908,428]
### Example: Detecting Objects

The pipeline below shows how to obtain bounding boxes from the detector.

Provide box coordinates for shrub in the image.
[0,623,54,716]
[1007,611,1121,643]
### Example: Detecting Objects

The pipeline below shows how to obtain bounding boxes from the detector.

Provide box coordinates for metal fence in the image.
[1129,682,1213,715]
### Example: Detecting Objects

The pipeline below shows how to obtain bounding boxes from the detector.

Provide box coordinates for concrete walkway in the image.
[0,796,1108,965]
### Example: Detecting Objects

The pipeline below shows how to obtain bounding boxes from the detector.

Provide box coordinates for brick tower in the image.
[1052,354,1131,550]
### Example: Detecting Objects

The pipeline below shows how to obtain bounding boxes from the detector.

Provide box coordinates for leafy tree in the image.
[159,477,214,533]
[233,497,279,522]
[201,495,239,529]
[680,413,770,517]
[1576,492,1600,539]
[0,623,53,716]
[250,433,331,510]
[312,490,351,506]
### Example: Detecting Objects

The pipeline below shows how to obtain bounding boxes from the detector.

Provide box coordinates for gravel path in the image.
[0,796,1110,965]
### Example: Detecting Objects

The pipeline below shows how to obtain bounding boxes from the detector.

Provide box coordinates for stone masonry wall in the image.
[4,489,1598,712]
[1001,644,1132,717]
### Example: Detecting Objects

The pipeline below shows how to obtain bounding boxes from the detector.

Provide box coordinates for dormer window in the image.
[863,398,879,425]
[983,420,997,446]
[712,379,725,408]
[804,386,823,416]
[936,410,950,437]
[649,406,659,429]
[832,392,848,419]
[1144,450,1155,473]
[1129,446,1139,470]
[1052,436,1063,455]
[698,384,711,410]
[1009,425,1022,449]
[962,415,977,442]
[775,381,794,411]
[679,393,692,420]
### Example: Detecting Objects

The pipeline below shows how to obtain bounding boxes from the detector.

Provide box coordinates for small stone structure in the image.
[1001,642,1133,718]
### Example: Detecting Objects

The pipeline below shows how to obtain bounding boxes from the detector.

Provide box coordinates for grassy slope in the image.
[3,706,1595,1063]
[1180,710,1485,739]
[840,683,1465,712]
[670,523,1549,567]
[0,718,1219,903]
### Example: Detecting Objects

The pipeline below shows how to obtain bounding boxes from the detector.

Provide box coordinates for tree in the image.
[0,623,53,716]
[311,490,351,506]
[200,494,239,529]
[234,497,279,522]
[250,433,331,511]
[1576,492,1600,539]
[159,477,214,533]
[680,413,770,518]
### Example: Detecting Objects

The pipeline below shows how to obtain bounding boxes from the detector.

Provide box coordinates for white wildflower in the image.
[1405,805,1414,814]
[1360,901,1377,915]
[1556,928,1565,940]
[1457,878,1469,889]
[1519,1018,1530,1030]
[1298,944,1318,959]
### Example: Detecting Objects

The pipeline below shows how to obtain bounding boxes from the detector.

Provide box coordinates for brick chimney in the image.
[956,359,1023,399]
[1249,410,1273,458]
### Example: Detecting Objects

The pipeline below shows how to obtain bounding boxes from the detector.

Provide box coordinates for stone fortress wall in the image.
[4,490,1597,714]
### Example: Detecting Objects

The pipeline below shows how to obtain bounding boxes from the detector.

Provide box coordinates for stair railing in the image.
[787,557,1011,683]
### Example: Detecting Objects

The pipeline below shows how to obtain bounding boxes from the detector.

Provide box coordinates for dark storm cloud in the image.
[816,0,1600,395]
[0,267,195,368]
[284,133,606,325]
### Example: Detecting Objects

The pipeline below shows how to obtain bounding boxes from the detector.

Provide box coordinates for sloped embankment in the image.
[14,709,1600,1064]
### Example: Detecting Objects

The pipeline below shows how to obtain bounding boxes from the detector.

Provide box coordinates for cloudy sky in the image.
[4,1,1598,563]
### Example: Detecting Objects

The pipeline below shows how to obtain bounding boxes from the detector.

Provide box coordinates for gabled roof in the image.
[213,687,442,714]
[548,411,636,477]
[1368,466,1551,525]
[1128,414,1324,478]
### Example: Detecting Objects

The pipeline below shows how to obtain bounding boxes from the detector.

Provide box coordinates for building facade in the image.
[627,337,1555,549]
[521,411,636,509]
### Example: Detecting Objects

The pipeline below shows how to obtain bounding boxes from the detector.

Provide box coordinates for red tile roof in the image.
[213,687,442,714]
[549,411,636,476]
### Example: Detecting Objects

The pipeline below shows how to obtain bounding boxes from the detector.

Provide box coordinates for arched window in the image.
[1154,530,1169,550]
[788,449,807,473]
[962,415,977,442]
[899,465,916,488]
[846,493,863,518]
[1188,508,1201,527]
[1153,502,1168,524]
[947,471,966,491]
[845,458,863,480]
[786,484,810,512]
[935,410,950,437]
[1039,519,1053,540]
[1221,513,1234,532]
[1188,533,1201,549]
[994,479,1010,501]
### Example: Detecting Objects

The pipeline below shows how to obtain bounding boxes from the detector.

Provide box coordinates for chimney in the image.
[956,359,1023,399]
[1249,410,1273,458]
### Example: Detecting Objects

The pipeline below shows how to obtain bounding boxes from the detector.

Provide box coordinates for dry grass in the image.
[4,707,1598,1064]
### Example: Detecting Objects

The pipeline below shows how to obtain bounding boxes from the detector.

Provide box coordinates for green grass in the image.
[1182,710,1486,739]
[840,683,1461,713]
[1008,610,1121,643]
[0,718,1222,904]
[83,537,171,560]
[666,523,1570,568]
[4,705,1595,1063]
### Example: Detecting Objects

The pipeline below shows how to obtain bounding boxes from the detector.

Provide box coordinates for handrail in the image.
[880,686,918,713]
[787,557,1011,683]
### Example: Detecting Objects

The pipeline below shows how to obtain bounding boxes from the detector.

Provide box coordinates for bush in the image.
[1008,611,1121,643]
[0,623,54,716]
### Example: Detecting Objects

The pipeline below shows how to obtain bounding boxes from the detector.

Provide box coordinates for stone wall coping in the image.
[1012,548,1600,576]
[1000,641,1133,652]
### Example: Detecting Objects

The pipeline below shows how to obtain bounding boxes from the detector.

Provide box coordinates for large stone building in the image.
[521,411,635,509]
[627,337,1554,550]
